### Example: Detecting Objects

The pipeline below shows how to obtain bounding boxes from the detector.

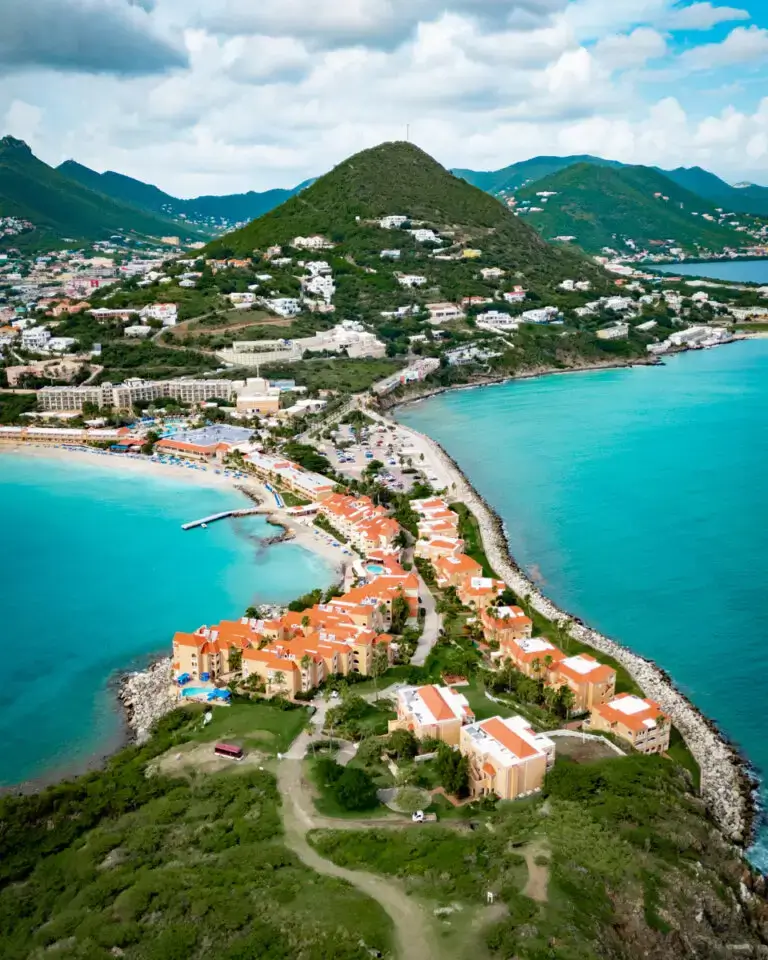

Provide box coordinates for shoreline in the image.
[382,383,757,845]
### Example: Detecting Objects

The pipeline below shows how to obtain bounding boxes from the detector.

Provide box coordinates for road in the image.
[411,569,442,667]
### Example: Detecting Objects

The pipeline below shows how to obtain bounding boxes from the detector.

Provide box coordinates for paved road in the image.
[411,570,442,667]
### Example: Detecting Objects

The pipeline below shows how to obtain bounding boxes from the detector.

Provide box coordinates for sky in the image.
[2,0,768,197]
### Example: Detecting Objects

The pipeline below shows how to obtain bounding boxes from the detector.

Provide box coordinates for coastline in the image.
[382,392,756,845]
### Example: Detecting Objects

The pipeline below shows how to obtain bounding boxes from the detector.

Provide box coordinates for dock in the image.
[182,507,263,531]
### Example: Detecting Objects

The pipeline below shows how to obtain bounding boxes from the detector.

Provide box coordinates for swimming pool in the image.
[180,687,212,698]
[367,563,385,576]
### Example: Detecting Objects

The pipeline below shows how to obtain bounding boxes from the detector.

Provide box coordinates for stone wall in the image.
[119,658,177,744]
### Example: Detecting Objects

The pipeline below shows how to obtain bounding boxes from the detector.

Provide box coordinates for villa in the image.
[501,635,565,679]
[480,605,533,644]
[552,654,616,713]
[433,553,484,590]
[460,715,556,801]
[389,684,474,745]
[457,575,507,612]
[590,693,670,754]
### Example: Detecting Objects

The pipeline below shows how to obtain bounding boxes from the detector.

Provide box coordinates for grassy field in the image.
[0,709,393,960]
[184,700,310,754]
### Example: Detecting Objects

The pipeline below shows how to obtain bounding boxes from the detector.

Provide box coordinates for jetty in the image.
[182,507,263,531]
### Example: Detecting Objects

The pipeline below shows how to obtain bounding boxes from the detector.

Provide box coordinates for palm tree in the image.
[301,615,311,630]
[558,686,576,721]
[300,654,312,691]
[531,657,542,677]
[271,670,286,693]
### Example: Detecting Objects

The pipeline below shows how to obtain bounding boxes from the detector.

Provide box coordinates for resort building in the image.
[388,684,474,746]
[318,493,399,552]
[460,715,556,801]
[156,425,254,462]
[246,451,336,501]
[501,635,565,680]
[590,693,670,754]
[235,377,282,415]
[480,605,534,644]
[433,553,484,590]
[457,575,506,612]
[38,378,238,412]
[414,536,465,563]
[551,654,616,714]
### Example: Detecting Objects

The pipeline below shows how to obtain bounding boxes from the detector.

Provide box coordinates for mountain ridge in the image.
[57,159,310,227]
[0,137,203,249]
[514,162,746,253]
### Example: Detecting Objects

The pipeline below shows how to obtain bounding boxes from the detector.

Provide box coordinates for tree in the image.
[228,647,242,673]
[141,429,159,455]
[271,670,286,692]
[245,605,262,620]
[435,743,469,798]
[557,685,576,720]
[387,728,418,761]
[371,643,389,701]
[333,766,378,811]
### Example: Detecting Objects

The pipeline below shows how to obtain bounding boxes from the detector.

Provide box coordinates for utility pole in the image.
[406,124,410,142]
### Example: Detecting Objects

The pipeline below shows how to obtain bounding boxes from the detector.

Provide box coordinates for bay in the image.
[652,258,768,283]
[397,340,768,865]
[0,451,333,787]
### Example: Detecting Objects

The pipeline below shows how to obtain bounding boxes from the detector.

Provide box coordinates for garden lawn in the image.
[184,700,309,754]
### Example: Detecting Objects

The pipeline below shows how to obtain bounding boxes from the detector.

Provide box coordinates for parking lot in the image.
[319,421,443,493]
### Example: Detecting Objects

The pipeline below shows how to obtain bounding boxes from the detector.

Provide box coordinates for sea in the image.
[652,258,768,284]
[0,452,333,787]
[398,339,768,867]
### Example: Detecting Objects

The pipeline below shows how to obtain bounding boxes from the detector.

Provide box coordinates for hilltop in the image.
[514,163,747,254]
[58,159,308,226]
[663,165,768,217]
[205,141,606,288]
[0,138,203,250]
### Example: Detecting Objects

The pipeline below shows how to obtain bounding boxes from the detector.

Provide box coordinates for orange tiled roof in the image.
[593,693,667,732]
[418,685,457,723]
[556,655,616,686]
[481,717,539,760]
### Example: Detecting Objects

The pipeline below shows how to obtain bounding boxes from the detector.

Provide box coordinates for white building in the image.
[503,287,527,303]
[228,292,256,308]
[264,298,302,317]
[303,275,335,303]
[45,337,77,354]
[380,215,409,230]
[380,249,401,260]
[292,236,333,250]
[559,279,592,292]
[481,267,505,281]
[409,229,440,244]
[601,296,635,313]
[521,306,559,324]
[139,303,178,326]
[635,319,657,332]
[397,274,427,288]
[596,323,630,340]
[124,324,153,338]
[476,311,520,331]
[426,302,465,324]
[21,327,51,351]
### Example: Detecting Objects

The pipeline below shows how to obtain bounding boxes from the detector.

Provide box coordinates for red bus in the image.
[214,742,244,760]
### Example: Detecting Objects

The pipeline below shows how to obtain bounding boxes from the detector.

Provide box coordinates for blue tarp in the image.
[177,673,191,685]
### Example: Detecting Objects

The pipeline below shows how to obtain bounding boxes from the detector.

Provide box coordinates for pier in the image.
[182,508,263,531]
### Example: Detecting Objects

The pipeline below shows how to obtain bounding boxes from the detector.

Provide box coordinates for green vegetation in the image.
[0,137,202,249]
[450,501,498,578]
[454,154,616,196]
[183,700,309,755]
[58,159,305,224]
[96,340,219,382]
[310,754,764,959]
[0,391,37,424]
[516,163,746,254]
[0,709,393,960]
[326,695,396,741]
[264,357,404,394]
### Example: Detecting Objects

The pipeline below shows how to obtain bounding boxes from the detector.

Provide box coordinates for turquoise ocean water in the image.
[0,452,333,787]
[398,340,768,865]
[653,259,768,283]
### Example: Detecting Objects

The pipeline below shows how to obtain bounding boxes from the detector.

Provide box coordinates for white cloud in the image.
[4,100,44,146]
[593,27,668,69]
[665,3,750,31]
[676,25,768,72]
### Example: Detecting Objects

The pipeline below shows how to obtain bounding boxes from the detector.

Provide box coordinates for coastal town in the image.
[3,140,768,960]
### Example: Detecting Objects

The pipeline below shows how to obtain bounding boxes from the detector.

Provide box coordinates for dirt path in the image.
[277,758,442,960]
[522,838,550,903]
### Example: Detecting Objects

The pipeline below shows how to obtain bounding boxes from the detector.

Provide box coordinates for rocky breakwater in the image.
[395,415,755,845]
[119,658,177,744]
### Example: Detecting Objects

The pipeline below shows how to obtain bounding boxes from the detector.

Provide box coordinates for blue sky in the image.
[1,0,768,195]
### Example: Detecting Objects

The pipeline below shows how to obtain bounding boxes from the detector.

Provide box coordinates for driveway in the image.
[411,572,442,667]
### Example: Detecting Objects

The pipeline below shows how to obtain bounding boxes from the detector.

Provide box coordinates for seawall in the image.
[389,409,756,845]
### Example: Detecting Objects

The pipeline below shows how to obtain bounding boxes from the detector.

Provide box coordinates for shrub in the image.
[334,767,378,811]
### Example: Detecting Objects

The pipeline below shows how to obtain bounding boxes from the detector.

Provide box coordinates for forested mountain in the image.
[0,138,202,249]
[453,155,620,196]
[514,163,747,253]
[205,141,606,290]
[57,160,309,226]
[662,165,768,217]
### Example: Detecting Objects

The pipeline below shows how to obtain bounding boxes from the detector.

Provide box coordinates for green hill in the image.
[514,162,746,253]
[58,159,308,226]
[205,141,606,289]
[662,165,768,217]
[0,137,203,250]
[453,155,621,196]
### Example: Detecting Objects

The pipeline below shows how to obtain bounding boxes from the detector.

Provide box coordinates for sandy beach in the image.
[0,442,347,577]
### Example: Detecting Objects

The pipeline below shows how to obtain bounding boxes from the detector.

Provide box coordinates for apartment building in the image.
[460,715,556,801]
[590,693,670,754]
[552,654,616,713]
[433,553,484,590]
[318,493,400,553]
[38,378,237,412]
[480,605,533,644]
[501,635,565,680]
[414,535,465,563]
[246,451,336,501]
[457,576,506,612]
[389,684,474,746]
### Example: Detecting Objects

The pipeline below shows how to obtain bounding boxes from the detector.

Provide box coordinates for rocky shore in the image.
[392,413,756,845]
[119,658,177,744]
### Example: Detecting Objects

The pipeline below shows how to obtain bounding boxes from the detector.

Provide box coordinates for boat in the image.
[201,523,208,529]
